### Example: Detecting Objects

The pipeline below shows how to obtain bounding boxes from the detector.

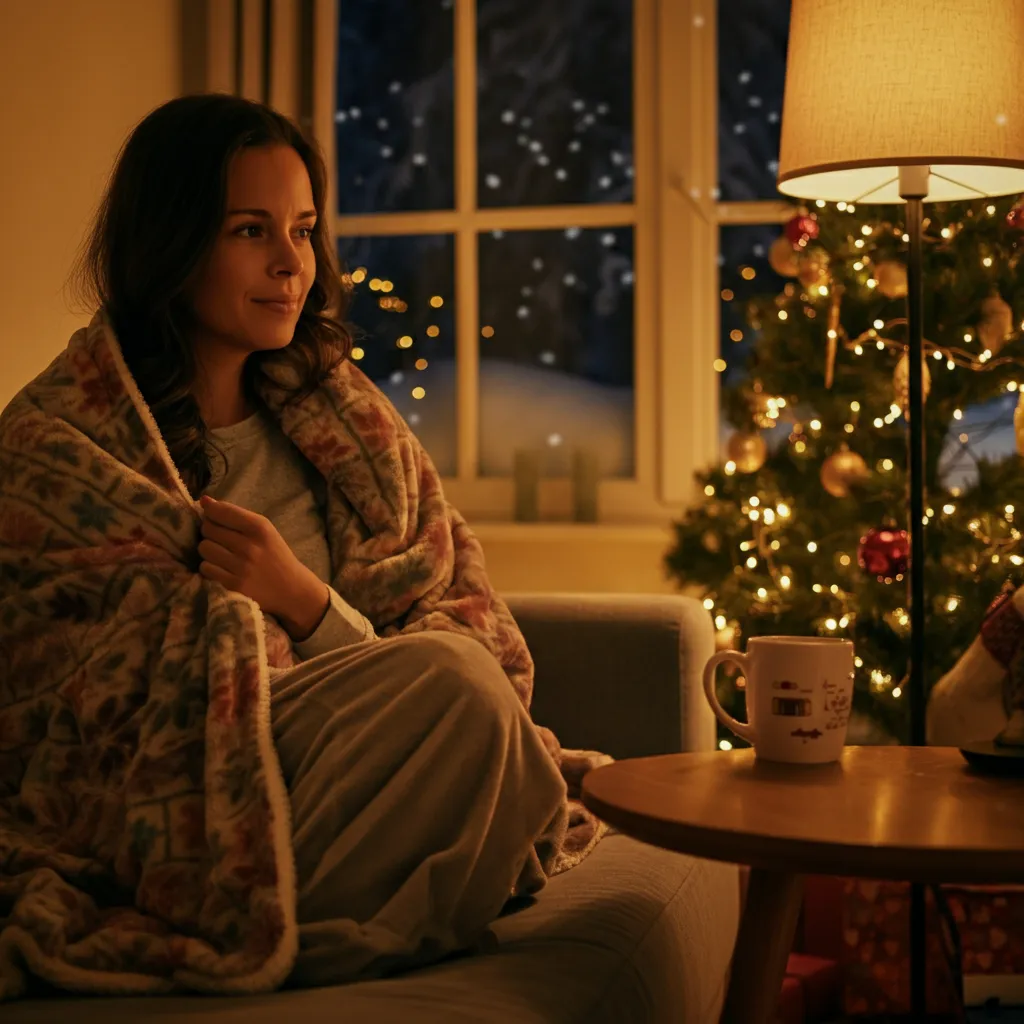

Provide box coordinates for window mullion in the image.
[454,0,479,483]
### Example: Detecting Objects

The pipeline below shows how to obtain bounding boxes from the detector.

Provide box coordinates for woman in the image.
[0,94,600,998]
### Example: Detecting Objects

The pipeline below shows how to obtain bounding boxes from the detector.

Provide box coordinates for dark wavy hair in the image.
[67,93,352,497]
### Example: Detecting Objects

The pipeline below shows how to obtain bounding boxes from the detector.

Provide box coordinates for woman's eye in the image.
[236,224,314,239]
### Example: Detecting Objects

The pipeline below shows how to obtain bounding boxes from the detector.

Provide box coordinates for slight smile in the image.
[254,299,299,314]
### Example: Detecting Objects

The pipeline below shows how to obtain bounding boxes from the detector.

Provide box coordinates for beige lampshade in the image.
[777,0,1024,203]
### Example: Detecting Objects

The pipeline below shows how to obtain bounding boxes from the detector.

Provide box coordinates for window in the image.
[315,0,692,523]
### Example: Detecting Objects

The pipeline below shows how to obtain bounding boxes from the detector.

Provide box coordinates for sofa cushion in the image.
[3,835,739,1024]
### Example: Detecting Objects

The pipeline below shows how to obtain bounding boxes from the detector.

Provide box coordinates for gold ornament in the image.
[1015,390,1024,456]
[768,235,801,277]
[726,431,767,474]
[820,446,870,498]
[977,294,1014,355]
[893,349,932,419]
[825,286,843,388]
[875,261,908,299]
[797,250,831,290]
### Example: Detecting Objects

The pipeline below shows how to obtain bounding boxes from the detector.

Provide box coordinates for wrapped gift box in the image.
[841,879,1024,1016]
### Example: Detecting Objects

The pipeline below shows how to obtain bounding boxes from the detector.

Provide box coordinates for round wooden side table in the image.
[581,745,1024,1024]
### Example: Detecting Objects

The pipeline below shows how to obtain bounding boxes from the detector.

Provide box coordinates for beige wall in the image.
[0,0,181,412]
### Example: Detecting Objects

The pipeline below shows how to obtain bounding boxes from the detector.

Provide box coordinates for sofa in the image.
[5,593,741,1024]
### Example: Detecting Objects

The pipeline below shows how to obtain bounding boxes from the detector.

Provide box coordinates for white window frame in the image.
[311,0,795,524]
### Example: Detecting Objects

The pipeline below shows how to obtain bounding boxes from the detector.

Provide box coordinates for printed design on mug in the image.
[821,675,852,732]
[770,679,813,719]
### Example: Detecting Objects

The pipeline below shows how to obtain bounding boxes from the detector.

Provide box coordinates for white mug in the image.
[703,636,855,764]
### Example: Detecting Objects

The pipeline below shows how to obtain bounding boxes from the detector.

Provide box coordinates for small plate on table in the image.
[959,739,1024,776]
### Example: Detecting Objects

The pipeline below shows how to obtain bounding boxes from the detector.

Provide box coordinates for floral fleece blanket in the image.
[0,309,610,999]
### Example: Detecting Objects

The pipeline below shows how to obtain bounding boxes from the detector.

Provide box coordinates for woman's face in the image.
[189,144,318,358]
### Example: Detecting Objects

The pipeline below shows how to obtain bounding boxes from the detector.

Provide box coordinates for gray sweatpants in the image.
[269,630,569,987]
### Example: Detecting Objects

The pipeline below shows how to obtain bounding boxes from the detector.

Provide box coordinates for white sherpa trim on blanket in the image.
[103,313,299,992]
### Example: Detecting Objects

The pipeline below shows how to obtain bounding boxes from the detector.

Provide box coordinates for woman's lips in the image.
[254,299,299,314]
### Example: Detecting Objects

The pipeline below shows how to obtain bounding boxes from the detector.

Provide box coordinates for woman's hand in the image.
[197,495,329,641]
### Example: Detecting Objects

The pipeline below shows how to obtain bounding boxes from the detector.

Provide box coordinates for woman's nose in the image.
[274,241,304,275]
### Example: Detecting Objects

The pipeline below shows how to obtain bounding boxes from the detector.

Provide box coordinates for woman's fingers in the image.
[198,538,244,576]
[200,495,263,537]
[200,517,251,555]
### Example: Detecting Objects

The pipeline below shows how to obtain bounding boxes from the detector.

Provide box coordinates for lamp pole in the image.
[900,163,929,1018]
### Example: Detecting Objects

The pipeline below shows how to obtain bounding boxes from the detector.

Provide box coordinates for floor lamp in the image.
[775,1,1024,1017]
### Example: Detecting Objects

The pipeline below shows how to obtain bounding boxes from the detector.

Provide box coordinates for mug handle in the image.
[702,650,756,744]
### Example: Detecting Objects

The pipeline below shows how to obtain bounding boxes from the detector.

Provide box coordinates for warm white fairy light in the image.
[854,344,864,355]
[715,614,727,630]
[771,539,781,551]
[749,496,760,507]
[874,417,884,428]
[746,556,758,569]
[943,504,955,515]
[854,239,865,249]
[850,400,861,412]
[861,225,872,236]
[807,541,818,552]
[778,310,789,321]
[953,408,963,420]
[725,461,737,475]
[719,739,733,750]
[983,257,993,267]
[1012,555,1024,566]
[825,617,838,630]
[740,540,755,551]
[947,597,960,612]
[830,584,840,595]
[780,575,791,589]
[873,319,884,329]
[813,583,823,593]
[749,509,760,521]
[942,227,953,239]
[704,597,715,610]
[839,554,851,566]
[810,419,822,431]
[946,359,955,370]
[881,459,894,471]
[757,587,768,599]
[777,503,791,517]
[892,686,903,698]
[1006,504,1015,515]
[705,484,715,496]
[839,615,850,628]
[763,508,776,525]
[867,278,877,288]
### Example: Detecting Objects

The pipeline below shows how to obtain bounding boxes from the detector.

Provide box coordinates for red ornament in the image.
[857,527,910,581]
[784,214,820,249]
[1007,203,1024,231]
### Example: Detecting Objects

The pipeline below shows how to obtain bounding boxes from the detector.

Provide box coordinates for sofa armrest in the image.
[503,592,716,758]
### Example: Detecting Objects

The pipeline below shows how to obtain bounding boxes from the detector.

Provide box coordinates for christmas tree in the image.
[666,196,1024,745]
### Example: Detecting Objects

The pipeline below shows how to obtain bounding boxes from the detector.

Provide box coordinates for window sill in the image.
[468,521,672,544]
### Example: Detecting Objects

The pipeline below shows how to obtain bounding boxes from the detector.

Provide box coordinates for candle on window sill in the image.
[572,447,600,522]
[513,448,541,522]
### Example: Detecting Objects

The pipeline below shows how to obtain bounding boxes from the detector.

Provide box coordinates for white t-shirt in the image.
[204,407,376,661]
